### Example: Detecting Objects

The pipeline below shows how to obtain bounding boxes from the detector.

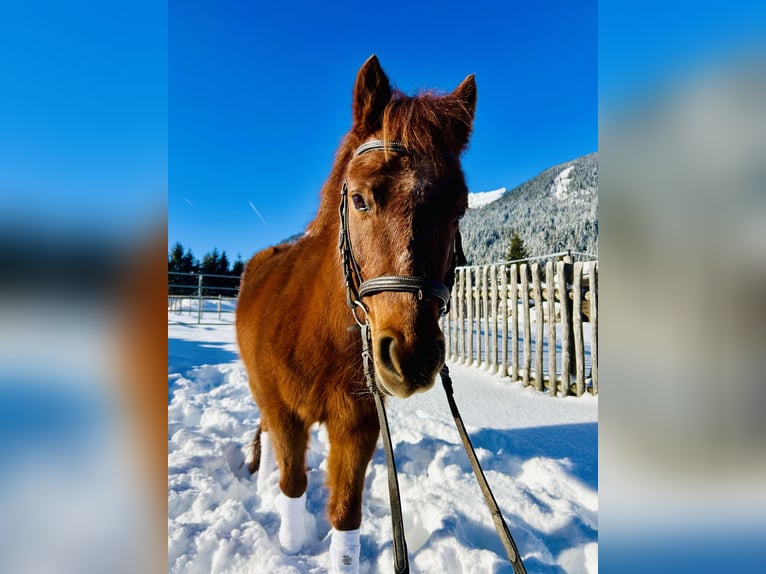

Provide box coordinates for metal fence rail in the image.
[168,271,240,324]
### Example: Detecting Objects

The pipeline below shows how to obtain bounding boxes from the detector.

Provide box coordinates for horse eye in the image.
[351,193,368,211]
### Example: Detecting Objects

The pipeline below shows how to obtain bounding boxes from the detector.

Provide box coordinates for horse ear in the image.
[450,74,477,150]
[353,55,392,132]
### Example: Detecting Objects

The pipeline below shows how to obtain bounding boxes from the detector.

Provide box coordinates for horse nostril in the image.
[376,335,400,379]
[373,328,444,394]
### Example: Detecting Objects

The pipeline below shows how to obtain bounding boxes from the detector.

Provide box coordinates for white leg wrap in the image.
[329,528,361,574]
[278,492,306,554]
[257,431,277,491]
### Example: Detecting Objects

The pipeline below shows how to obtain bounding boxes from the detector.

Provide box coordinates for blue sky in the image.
[599,1,766,108]
[168,0,597,262]
[1,2,166,238]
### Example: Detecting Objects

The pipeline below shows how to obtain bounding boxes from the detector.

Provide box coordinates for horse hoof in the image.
[329,528,360,574]
[278,492,306,554]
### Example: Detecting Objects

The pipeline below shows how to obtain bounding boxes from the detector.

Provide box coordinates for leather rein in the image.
[338,139,527,574]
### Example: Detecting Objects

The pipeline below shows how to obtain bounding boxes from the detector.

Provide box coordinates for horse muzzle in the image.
[372,327,445,398]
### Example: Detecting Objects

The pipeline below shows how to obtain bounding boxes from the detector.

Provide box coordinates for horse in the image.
[236,55,476,573]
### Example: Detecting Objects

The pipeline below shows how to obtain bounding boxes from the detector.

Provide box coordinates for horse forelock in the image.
[381,89,473,160]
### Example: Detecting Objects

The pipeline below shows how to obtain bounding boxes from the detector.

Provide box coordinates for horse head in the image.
[341,56,476,398]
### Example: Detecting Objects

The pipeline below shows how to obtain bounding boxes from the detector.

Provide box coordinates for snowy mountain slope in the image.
[168,320,598,573]
[550,167,575,201]
[468,188,506,209]
[460,153,598,264]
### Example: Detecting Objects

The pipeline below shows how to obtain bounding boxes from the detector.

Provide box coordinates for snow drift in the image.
[168,320,598,573]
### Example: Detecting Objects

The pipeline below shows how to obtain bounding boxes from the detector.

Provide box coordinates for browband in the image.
[354,140,407,157]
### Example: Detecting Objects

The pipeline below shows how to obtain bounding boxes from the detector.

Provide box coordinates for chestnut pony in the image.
[236,55,475,571]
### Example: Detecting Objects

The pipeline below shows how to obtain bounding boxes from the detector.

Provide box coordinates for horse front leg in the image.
[267,407,310,554]
[326,414,380,574]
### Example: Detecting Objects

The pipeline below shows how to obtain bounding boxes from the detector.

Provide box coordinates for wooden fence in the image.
[441,259,598,397]
[167,260,599,396]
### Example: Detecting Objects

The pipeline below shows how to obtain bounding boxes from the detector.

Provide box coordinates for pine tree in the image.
[218,251,230,275]
[169,245,244,295]
[505,230,529,262]
[169,242,198,273]
[168,242,199,295]
[231,254,245,276]
[200,247,221,275]
[200,247,238,295]
[168,242,184,272]
[181,248,197,273]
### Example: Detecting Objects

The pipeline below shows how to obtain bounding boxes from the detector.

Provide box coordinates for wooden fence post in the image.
[455,267,465,364]
[521,264,531,387]
[545,260,558,397]
[565,258,576,379]
[532,263,544,391]
[572,262,585,396]
[452,278,458,361]
[510,264,519,382]
[499,264,508,378]
[557,261,571,396]
[452,279,458,361]
[489,265,499,374]
[481,265,490,369]
[590,261,598,395]
[466,267,474,365]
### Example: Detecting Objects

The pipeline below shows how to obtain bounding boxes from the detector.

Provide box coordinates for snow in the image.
[168,320,598,573]
[550,167,574,200]
[468,188,506,209]
[548,166,593,206]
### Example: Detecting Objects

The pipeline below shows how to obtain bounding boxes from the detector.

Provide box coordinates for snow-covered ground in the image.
[168,319,598,573]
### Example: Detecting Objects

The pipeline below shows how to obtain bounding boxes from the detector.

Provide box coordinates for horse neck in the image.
[302,139,365,345]
[297,225,359,355]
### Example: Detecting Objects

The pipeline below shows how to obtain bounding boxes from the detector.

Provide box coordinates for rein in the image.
[338,140,527,574]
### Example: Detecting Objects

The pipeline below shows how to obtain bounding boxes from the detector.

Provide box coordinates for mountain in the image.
[460,152,598,265]
[468,187,506,209]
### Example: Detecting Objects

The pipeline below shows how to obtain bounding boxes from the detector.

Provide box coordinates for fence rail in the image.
[442,259,598,396]
[168,258,599,396]
[168,271,240,324]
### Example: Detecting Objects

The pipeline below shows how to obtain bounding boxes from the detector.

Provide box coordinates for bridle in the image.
[338,139,454,328]
[337,139,527,574]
